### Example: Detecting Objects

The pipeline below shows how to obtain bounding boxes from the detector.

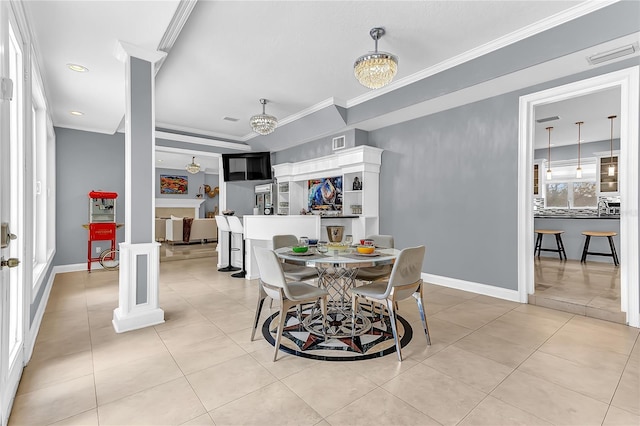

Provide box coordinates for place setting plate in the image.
[287,251,316,256]
[354,252,381,257]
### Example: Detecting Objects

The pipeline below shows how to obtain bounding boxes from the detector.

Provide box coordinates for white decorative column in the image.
[112,42,166,333]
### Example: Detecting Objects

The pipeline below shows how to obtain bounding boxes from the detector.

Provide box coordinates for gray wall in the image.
[273,129,361,164]
[226,179,272,217]
[156,167,204,199]
[368,97,519,290]
[54,127,125,266]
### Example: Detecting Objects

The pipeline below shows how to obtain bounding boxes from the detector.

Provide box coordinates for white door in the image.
[0,6,26,424]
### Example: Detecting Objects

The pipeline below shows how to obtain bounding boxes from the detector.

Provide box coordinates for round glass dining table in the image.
[274,246,400,337]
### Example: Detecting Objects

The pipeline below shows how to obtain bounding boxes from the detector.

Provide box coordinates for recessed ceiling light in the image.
[157,159,164,162]
[67,63,89,72]
[70,111,84,116]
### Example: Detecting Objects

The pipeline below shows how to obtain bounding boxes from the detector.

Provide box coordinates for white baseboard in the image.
[54,262,104,273]
[422,273,520,302]
[24,266,57,363]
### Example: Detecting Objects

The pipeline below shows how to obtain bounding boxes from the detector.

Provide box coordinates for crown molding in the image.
[155,130,253,151]
[115,41,167,64]
[157,0,198,53]
[346,0,617,109]
[155,145,222,158]
[241,97,346,141]
[156,121,245,142]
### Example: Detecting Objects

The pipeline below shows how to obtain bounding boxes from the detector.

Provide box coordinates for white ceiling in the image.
[156,148,220,174]
[22,0,635,165]
[534,87,621,150]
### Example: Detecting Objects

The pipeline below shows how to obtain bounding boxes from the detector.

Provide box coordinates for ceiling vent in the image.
[223,116,239,122]
[536,116,560,124]
[587,43,638,65]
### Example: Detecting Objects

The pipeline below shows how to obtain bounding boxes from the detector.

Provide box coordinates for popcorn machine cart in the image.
[86,191,118,271]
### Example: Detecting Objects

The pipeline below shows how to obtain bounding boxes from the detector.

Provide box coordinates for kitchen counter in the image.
[534,214,620,219]
[534,216,620,261]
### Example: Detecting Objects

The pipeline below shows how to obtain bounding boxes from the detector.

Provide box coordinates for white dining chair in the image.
[351,245,430,361]
[272,234,318,282]
[251,246,329,361]
[355,234,395,283]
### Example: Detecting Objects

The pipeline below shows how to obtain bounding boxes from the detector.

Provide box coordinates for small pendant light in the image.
[575,121,583,178]
[546,126,553,180]
[608,115,617,177]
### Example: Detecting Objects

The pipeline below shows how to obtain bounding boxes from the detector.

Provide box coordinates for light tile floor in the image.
[9,257,639,425]
[532,257,624,323]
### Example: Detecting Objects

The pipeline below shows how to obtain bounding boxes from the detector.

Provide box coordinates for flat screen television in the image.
[222,152,272,181]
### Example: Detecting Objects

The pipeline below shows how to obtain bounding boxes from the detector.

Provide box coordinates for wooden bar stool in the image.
[581,231,619,266]
[534,230,567,260]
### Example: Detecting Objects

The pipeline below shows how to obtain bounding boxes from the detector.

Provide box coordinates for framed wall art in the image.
[160,174,188,194]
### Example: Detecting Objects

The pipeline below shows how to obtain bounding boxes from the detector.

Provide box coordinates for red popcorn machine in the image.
[86,191,118,271]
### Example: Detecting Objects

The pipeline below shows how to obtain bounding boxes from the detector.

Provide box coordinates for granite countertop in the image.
[534,214,620,219]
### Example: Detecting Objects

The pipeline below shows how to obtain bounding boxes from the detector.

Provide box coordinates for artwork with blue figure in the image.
[308,176,343,211]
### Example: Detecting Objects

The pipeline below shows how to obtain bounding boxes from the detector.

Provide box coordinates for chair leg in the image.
[351,294,359,333]
[320,297,328,340]
[273,299,292,362]
[534,233,542,257]
[581,235,591,263]
[251,285,268,341]
[607,236,619,266]
[386,299,402,362]
[413,291,431,346]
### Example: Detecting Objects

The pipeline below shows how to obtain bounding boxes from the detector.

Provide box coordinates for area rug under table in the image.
[261,305,413,361]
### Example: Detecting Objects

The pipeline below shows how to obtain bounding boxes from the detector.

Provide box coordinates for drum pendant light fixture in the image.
[250,99,278,135]
[354,27,398,89]
[185,156,200,174]
[608,115,617,176]
[575,121,583,178]
[546,126,553,180]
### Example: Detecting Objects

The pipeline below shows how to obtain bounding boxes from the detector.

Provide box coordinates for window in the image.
[545,159,597,209]
[545,183,568,208]
[573,182,597,207]
[31,60,56,295]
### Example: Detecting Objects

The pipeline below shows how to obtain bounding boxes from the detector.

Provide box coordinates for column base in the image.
[112,307,164,333]
[112,241,163,333]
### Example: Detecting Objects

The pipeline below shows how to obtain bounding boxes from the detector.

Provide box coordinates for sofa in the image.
[163,218,218,244]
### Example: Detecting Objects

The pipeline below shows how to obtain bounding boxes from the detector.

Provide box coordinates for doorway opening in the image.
[517,66,639,327]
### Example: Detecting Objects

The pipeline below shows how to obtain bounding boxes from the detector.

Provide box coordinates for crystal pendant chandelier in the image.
[250,99,278,135]
[354,27,398,89]
[185,156,200,174]
[575,121,583,178]
[608,115,617,176]
[546,126,553,180]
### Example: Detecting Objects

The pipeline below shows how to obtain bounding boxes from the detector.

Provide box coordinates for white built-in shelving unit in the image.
[272,146,383,241]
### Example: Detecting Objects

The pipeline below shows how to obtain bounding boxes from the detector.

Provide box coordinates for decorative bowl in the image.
[356,245,375,254]
[292,246,309,253]
[308,239,318,245]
